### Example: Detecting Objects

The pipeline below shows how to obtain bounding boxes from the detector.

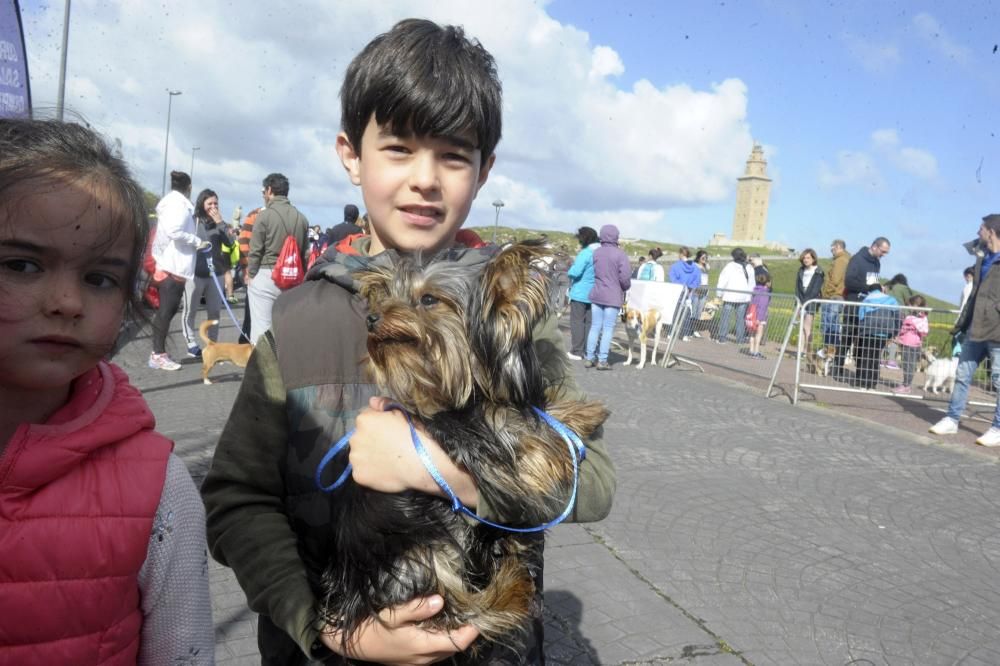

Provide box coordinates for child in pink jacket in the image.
[894,295,930,394]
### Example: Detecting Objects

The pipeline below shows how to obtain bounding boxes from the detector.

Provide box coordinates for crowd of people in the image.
[566,232,980,391]
[145,170,373,367]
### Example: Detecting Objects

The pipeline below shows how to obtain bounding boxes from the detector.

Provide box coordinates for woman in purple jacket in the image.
[585,224,632,370]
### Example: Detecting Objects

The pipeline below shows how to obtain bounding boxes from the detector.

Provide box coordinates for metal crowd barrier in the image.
[657,287,802,391]
[770,298,988,408]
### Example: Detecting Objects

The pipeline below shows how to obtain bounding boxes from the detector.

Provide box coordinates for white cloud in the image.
[870,128,938,181]
[818,151,885,193]
[22,0,754,236]
[818,129,938,192]
[912,12,972,64]
[842,34,902,74]
[589,45,624,81]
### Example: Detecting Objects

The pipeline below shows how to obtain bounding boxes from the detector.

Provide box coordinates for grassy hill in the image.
[467,225,958,310]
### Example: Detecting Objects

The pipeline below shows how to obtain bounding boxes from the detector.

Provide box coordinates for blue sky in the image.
[18,0,999,302]
[546,0,998,302]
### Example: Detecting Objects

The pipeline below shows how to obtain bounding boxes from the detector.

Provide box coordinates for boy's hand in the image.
[319,595,479,665]
[350,397,479,507]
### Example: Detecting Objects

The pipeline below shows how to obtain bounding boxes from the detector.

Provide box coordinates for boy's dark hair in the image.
[341,18,502,163]
[0,119,150,329]
[731,247,747,263]
[964,266,975,278]
[263,173,289,196]
[170,170,191,192]
[576,226,598,247]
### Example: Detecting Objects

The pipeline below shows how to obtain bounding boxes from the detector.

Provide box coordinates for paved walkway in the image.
[119,304,1000,665]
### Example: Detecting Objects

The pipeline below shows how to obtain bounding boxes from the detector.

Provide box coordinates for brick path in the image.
[120,302,1000,665]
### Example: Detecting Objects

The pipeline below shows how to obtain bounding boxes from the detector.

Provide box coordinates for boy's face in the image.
[337,117,494,255]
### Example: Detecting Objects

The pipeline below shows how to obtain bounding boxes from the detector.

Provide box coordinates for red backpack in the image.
[272,216,304,290]
[744,303,759,333]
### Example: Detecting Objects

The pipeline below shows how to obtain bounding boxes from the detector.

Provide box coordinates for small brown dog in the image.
[198,320,253,384]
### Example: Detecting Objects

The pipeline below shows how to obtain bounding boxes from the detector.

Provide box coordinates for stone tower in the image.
[731,143,772,243]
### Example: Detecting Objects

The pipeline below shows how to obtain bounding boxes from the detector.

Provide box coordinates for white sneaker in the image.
[566,352,583,361]
[148,352,182,371]
[692,331,702,338]
[928,417,959,435]
[681,336,692,342]
[976,427,1000,447]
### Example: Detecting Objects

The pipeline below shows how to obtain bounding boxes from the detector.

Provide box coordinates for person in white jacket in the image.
[715,247,755,344]
[149,171,208,370]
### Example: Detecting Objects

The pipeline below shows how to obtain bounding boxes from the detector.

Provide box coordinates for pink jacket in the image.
[898,313,929,347]
[0,362,172,665]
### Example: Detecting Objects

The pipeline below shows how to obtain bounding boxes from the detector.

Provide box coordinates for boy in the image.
[202,19,616,665]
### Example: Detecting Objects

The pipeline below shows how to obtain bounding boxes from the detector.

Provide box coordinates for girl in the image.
[894,294,929,394]
[0,120,212,663]
[747,272,772,359]
[182,187,233,355]
[795,248,825,353]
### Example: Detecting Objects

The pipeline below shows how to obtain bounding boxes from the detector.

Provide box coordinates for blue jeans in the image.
[718,301,748,343]
[947,338,1000,427]
[586,304,620,363]
[820,301,843,348]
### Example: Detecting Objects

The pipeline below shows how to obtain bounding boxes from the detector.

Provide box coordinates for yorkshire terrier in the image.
[319,240,609,658]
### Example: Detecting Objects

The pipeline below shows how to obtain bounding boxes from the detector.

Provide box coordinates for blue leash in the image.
[200,247,251,342]
[314,404,587,533]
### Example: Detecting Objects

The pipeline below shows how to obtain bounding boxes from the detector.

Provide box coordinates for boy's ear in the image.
[474,153,496,195]
[336,132,362,186]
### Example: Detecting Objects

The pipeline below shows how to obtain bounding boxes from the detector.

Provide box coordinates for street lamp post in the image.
[190,146,200,182]
[55,0,71,121]
[492,199,505,243]
[161,89,182,197]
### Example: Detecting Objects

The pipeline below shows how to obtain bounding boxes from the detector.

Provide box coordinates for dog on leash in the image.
[319,241,609,656]
[923,349,959,394]
[623,307,665,369]
[198,320,253,385]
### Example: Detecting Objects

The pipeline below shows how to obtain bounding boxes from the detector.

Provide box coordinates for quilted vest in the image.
[0,362,172,665]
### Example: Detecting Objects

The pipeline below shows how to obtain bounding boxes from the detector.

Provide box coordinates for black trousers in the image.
[151,278,186,354]
[569,300,592,356]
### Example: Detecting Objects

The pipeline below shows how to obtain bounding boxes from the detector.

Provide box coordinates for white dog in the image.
[923,350,959,394]
[623,307,665,369]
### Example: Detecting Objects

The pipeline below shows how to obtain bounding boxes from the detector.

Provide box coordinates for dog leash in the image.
[314,404,587,533]
[199,247,252,342]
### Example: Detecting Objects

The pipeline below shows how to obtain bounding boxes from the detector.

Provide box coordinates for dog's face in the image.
[624,308,644,332]
[357,242,551,418]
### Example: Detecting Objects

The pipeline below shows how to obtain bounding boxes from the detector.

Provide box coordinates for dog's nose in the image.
[366,313,380,331]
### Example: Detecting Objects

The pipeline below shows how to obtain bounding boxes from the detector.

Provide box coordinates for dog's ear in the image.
[477,241,550,341]
[469,241,550,405]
